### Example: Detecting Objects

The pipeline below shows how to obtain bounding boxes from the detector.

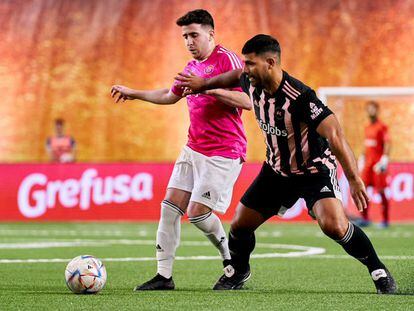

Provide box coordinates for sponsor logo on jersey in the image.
[310,102,323,120]
[259,120,288,137]
[365,139,378,147]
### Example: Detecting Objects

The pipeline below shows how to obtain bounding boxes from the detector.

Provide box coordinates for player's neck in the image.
[198,42,216,62]
[264,68,283,94]
[369,116,378,123]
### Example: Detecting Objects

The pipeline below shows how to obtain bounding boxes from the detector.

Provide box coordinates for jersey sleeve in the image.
[219,50,244,72]
[297,89,333,129]
[218,51,244,92]
[170,63,194,97]
[170,78,184,97]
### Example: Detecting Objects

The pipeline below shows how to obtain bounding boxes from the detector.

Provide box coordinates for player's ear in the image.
[266,57,276,69]
[209,28,215,41]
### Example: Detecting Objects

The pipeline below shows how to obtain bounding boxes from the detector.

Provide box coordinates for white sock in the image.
[156,200,184,278]
[189,212,231,261]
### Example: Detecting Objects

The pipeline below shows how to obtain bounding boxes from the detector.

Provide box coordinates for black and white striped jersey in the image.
[240,71,336,177]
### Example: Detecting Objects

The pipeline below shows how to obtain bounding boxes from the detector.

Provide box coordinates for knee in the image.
[320,218,349,240]
[187,202,211,219]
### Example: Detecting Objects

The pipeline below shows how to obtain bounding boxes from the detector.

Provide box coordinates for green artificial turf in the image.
[0,222,413,310]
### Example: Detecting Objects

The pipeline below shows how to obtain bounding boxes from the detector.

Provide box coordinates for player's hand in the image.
[373,155,389,173]
[182,87,194,97]
[110,85,136,103]
[174,72,206,93]
[348,176,369,212]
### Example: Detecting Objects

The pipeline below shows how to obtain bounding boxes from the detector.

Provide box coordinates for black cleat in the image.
[372,268,397,294]
[134,274,175,291]
[213,265,251,290]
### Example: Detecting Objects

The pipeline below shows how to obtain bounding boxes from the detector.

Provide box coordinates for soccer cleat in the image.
[134,274,175,291]
[377,221,390,229]
[371,268,397,294]
[213,265,251,290]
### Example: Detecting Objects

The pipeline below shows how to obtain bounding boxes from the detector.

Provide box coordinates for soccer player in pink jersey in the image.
[111,9,249,290]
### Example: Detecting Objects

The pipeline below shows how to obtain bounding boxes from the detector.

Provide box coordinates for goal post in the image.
[318,87,414,105]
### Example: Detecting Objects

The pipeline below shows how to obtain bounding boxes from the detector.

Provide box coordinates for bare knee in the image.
[164,188,191,213]
[313,198,349,240]
[231,203,265,234]
[187,202,211,218]
[319,217,349,240]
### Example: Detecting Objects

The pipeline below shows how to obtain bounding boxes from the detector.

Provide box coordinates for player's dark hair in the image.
[176,9,214,29]
[367,101,379,109]
[55,118,64,125]
[242,34,281,58]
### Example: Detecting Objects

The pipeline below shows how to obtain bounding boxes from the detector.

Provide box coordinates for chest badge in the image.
[276,108,284,120]
[204,65,215,74]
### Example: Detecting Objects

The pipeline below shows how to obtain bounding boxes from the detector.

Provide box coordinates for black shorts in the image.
[240,162,342,219]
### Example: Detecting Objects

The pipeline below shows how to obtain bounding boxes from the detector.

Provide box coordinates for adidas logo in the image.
[320,186,331,193]
[156,244,164,252]
[218,236,226,245]
[201,191,211,200]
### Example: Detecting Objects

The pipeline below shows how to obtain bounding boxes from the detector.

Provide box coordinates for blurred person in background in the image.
[45,118,76,163]
[358,101,391,228]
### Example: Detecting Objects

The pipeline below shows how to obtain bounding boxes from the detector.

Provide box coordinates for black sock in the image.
[336,222,385,273]
[228,229,255,273]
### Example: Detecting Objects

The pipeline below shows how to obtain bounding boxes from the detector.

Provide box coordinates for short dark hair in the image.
[367,101,379,109]
[242,34,281,57]
[55,118,64,126]
[176,9,214,29]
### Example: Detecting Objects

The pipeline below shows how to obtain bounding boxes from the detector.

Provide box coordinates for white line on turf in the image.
[1,229,412,238]
[0,229,149,237]
[0,254,413,264]
[0,240,325,263]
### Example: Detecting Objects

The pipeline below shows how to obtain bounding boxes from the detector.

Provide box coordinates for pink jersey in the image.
[171,45,247,160]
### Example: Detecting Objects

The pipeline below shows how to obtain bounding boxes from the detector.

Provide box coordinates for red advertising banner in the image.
[0,163,413,222]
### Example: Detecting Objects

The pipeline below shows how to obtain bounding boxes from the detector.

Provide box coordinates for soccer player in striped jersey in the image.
[111,10,248,290]
[176,34,396,294]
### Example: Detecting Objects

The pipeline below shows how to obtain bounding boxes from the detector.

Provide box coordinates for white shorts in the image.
[167,146,243,214]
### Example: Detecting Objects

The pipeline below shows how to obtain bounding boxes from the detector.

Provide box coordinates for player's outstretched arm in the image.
[204,89,252,110]
[175,69,243,93]
[110,85,181,105]
[317,114,369,211]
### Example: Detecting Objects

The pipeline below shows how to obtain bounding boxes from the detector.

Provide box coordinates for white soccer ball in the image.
[65,255,107,294]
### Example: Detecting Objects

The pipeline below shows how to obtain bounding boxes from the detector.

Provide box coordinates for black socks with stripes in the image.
[228,229,256,273]
[336,222,385,273]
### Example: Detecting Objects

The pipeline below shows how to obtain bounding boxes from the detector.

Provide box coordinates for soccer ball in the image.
[65,255,107,294]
